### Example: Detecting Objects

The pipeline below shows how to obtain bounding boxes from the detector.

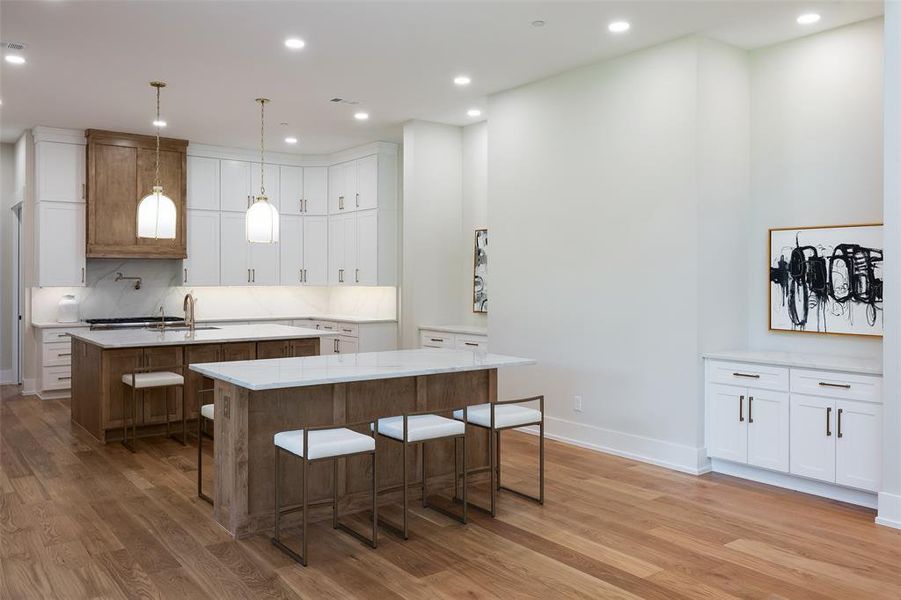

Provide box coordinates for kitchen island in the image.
[69,324,336,443]
[190,348,534,538]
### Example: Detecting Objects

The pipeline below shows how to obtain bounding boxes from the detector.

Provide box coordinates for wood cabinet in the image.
[183,342,256,420]
[85,129,188,258]
[706,357,883,500]
[257,339,318,359]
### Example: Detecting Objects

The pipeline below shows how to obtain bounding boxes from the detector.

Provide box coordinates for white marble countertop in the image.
[190,348,534,391]
[69,324,337,349]
[420,324,488,336]
[703,350,883,375]
[32,315,396,329]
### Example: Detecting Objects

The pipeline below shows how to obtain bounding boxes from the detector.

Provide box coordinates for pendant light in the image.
[136,81,177,239]
[246,98,279,243]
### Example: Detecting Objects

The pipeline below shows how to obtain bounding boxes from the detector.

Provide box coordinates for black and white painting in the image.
[769,224,883,336]
[473,228,487,313]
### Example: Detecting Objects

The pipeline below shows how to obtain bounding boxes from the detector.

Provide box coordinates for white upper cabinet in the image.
[279,215,304,284]
[183,210,220,286]
[220,212,250,285]
[250,239,280,286]
[220,160,253,212]
[835,399,882,492]
[355,209,379,285]
[356,155,378,211]
[37,202,86,287]
[279,166,304,216]
[328,162,348,213]
[303,216,329,286]
[36,141,85,203]
[329,213,356,285]
[303,167,328,215]
[251,162,280,209]
[187,157,220,210]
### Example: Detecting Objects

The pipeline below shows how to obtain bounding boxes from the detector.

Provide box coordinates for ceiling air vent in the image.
[3,41,27,51]
[329,97,360,105]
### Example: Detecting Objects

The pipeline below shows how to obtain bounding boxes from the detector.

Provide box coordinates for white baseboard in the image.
[518,416,710,476]
[0,369,14,385]
[21,378,36,396]
[711,459,877,509]
[876,491,901,529]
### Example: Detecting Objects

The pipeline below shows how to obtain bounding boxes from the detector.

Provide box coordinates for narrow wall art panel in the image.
[769,224,883,337]
[473,228,488,313]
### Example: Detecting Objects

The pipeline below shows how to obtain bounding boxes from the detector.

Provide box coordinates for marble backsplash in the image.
[30,258,397,323]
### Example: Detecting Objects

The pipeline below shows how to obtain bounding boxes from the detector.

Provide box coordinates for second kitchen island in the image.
[69,324,336,443]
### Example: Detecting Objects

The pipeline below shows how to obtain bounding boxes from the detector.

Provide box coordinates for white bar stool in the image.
[375,408,468,539]
[453,396,544,516]
[271,420,379,567]
[120,367,186,453]
[197,403,214,504]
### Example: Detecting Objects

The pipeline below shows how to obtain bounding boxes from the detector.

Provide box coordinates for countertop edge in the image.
[32,315,397,329]
[68,327,337,349]
[419,324,489,336]
[702,351,883,376]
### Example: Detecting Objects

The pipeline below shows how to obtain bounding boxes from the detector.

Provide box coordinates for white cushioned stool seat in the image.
[121,371,184,389]
[200,404,214,420]
[274,428,375,460]
[376,415,464,442]
[453,403,542,429]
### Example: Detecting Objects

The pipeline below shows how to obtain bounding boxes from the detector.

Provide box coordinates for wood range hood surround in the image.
[85,129,188,259]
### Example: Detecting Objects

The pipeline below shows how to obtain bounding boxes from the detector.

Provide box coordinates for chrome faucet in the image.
[183,292,196,331]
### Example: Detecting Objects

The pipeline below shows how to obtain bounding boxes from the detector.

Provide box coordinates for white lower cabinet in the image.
[706,356,882,499]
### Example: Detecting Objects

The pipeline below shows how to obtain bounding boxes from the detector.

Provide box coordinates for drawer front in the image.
[42,366,72,391]
[791,369,882,404]
[313,320,338,332]
[420,331,455,348]
[41,328,84,343]
[336,323,359,338]
[706,360,789,391]
[42,341,73,366]
[455,335,488,352]
[293,319,317,329]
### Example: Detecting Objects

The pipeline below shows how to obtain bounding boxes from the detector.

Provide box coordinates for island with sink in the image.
[68,324,336,443]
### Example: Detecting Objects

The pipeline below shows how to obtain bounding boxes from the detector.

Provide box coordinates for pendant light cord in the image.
[155,83,161,188]
[259,99,266,197]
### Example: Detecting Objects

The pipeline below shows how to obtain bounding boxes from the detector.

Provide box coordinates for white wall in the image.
[0,143,15,381]
[400,120,464,348]
[748,18,884,357]
[879,1,901,530]
[488,37,749,472]
[460,122,489,327]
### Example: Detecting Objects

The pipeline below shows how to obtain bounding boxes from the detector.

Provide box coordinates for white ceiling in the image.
[0,1,883,154]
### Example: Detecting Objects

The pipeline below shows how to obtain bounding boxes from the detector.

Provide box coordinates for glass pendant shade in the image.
[137,185,177,239]
[246,195,279,243]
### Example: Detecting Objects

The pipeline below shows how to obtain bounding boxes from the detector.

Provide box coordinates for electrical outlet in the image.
[574,395,582,412]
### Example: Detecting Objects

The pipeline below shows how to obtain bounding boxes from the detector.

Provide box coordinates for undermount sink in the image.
[146,326,221,332]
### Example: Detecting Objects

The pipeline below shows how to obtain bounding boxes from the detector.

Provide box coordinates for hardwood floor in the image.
[2,384,900,599]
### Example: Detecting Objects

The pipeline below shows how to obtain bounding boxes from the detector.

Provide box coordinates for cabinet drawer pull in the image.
[732,372,760,379]
[342,328,352,333]
[355,192,360,207]
[748,396,753,423]
[81,267,85,284]
[184,268,188,282]
[58,376,71,381]
[837,408,844,438]
[59,352,72,357]
[818,382,851,389]
[826,406,832,436]
[338,195,344,210]
[430,338,444,343]
[57,333,69,338]
[355,268,359,283]
[739,395,744,422]
[252,268,256,283]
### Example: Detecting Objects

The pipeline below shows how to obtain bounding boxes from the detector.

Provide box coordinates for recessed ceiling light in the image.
[797,13,821,25]
[354,112,369,121]
[4,54,25,65]
[285,136,298,144]
[467,108,482,117]
[453,75,471,86]
[608,21,630,33]
[284,37,305,49]
[531,20,546,28]
[152,119,167,128]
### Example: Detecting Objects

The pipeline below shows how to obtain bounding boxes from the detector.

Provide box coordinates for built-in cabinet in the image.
[294,319,397,355]
[705,355,883,499]
[419,327,489,353]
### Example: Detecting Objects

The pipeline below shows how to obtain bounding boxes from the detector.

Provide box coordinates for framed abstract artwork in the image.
[473,228,487,313]
[769,224,883,337]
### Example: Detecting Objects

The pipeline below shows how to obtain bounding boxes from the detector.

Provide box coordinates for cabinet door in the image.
[279,215,304,284]
[184,210,220,286]
[329,215,345,285]
[337,336,359,354]
[303,216,329,285]
[101,348,144,430]
[328,163,346,214]
[251,163,280,209]
[36,141,85,203]
[184,344,220,420]
[88,143,137,248]
[142,346,183,426]
[355,209,378,285]
[221,342,256,362]
[746,390,789,472]
[257,340,289,359]
[220,212,250,285]
[37,202,86,287]
[303,167,328,215]
[249,242,280,285]
[706,383,747,463]
[288,339,319,357]
[835,400,882,492]
[187,156,220,210]
[279,165,303,215]
[355,155,378,211]
[344,161,358,211]
[790,394,836,483]
[220,159,252,212]
[135,147,187,256]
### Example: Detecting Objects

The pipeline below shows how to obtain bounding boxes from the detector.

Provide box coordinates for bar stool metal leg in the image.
[421,442,427,508]
[302,455,308,566]
[402,436,409,540]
